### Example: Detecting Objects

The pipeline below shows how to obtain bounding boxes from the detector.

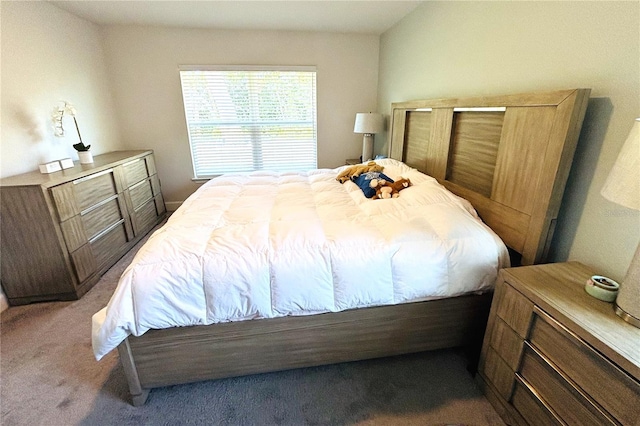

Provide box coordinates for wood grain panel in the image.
[91,222,128,268]
[123,158,149,187]
[129,179,153,210]
[426,108,454,179]
[447,111,503,197]
[403,111,431,172]
[0,186,73,299]
[131,198,159,236]
[483,347,516,401]
[127,293,492,390]
[70,244,97,283]
[492,107,556,215]
[150,174,161,196]
[50,183,80,222]
[389,108,407,160]
[529,313,640,426]
[155,194,166,216]
[490,318,524,370]
[392,89,578,110]
[145,154,157,176]
[496,283,533,338]
[74,171,117,211]
[60,215,88,253]
[519,344,616,426]
[502,262,640,378]
[82,197,124,239]
[511,380,561,426]
[522,89,591,264]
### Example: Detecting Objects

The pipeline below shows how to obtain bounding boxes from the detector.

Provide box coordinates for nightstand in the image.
[345,158,361,165]
[477,262,640,425]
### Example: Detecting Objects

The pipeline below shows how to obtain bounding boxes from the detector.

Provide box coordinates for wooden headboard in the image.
[388,89,590,265]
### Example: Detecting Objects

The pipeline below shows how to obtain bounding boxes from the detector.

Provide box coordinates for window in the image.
[179,66,317,178]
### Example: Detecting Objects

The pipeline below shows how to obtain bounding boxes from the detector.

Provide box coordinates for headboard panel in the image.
[389,89,590,265]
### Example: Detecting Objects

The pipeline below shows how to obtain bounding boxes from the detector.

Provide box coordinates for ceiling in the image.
[49,1,424,35]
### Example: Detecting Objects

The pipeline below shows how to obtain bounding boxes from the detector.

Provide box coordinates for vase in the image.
[78,151,93,164]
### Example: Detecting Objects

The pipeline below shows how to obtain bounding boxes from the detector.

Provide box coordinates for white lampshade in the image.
[354,112,384,135]
[601,118,640,210]
[601,118,640,329]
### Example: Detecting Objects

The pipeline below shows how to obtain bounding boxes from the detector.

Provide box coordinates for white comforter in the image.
[92,159,509,360]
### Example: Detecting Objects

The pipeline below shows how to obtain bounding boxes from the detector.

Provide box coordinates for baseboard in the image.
[0,292,9,313]
[164,201,183,212]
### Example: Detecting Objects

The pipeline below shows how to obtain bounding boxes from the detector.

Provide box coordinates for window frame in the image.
[179,65,318,180]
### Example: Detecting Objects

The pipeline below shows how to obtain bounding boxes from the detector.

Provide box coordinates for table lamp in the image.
[354,112,384,162]
[601,118,640,328]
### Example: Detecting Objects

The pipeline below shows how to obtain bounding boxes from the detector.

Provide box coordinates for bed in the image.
[93,88,590,405]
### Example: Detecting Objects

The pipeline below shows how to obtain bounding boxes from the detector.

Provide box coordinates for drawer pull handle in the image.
[89,219,125,244]
[73,168,113,184]
[515,373,567,425]
[80,194,119,216]
[524,342,619,425]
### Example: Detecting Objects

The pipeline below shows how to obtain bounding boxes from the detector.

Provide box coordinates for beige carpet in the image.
[1,225,505,426]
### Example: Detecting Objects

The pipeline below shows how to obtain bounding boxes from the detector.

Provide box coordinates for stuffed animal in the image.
[336,161,384,184]
[372,177,412,199]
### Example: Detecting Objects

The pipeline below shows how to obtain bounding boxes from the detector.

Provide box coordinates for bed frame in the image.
[117,88,590,405]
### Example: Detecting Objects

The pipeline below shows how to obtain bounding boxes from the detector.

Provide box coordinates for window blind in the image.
[179,67,317,178]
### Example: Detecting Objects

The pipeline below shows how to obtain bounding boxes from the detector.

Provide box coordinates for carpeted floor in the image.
[1,224,505,426]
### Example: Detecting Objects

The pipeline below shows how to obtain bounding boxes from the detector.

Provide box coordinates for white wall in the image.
[101,25,380,203]
[378,1,640,281]
[0,2,123,177]
[0,2,123,312]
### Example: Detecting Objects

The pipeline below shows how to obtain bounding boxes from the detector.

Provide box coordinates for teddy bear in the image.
[371,177,412,199]
[336,161,384,184]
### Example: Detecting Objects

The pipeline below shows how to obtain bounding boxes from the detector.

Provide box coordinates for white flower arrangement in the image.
[51,101,90,151]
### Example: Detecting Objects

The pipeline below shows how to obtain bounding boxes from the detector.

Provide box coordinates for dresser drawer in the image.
[496,282,533,338]
[123,158,149,187]
[90,221,129,268]
[70,244,97,283]
[131,198,160,236]
[129,178,153,211]
[82,196,125,240]
[519,343,616,425]
[529,310,640,425]
[74,170,118,211]
[511,378,561,426]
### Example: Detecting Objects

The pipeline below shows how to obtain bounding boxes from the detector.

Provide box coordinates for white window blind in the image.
[179,67,317,178]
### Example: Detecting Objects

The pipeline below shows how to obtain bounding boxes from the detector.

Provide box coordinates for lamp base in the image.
[615,304,640,328]
[362,134,374,162]
[614,242,640,329]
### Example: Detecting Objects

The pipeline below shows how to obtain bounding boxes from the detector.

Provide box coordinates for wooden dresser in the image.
[0,150,166,305]
[477,262,640,426]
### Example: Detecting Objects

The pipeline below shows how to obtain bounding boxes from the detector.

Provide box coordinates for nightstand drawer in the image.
[529,310,640,425]
[519,343,616,426]
[511,379,561,426]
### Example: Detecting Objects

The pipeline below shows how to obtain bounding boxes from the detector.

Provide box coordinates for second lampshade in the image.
[354,112,384,162]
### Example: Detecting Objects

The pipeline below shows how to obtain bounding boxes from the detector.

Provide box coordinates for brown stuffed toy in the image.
[372,177,412,199]
[336,161,384,184]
